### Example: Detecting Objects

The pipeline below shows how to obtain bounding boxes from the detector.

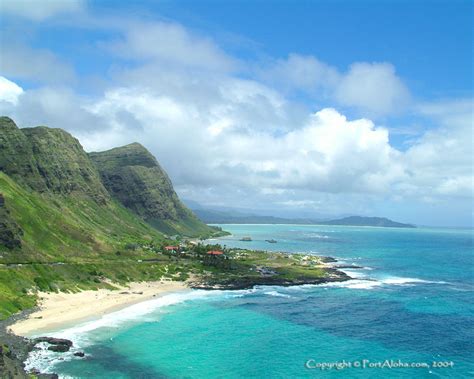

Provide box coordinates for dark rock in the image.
[34,337,73,348]
[73,351,85,357]
[191,268,351,291]
[48,345,70,353]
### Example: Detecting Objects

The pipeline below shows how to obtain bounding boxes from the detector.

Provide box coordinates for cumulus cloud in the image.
[0,85,104,133]
[0,76,23,104]
[105,21,237,73]
[258,54,340,95]
[334,62,410,115]
[261,55,411,116]
[0,12,470,225]
[0,0,85,21]
[403,99,473,198]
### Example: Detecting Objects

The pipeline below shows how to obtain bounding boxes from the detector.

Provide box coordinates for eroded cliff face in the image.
[0,193,23,249]
[89,143,212,236]
[0,117,47,192]
[89,143,192,221]
[0,117,109,204]
[0,116,212,252]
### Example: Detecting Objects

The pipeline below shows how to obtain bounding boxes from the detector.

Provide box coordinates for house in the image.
[207,250,224,256]
[164,246,179,253]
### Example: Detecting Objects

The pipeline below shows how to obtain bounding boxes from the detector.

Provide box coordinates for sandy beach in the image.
[8,280,189,337]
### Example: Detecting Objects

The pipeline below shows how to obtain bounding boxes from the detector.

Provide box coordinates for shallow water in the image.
[28,225,474,378]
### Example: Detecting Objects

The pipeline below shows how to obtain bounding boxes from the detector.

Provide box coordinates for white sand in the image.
[9,281,188,336]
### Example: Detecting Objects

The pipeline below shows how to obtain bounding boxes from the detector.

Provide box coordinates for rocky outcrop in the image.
[34,337,73,353]
[190,268,351,290]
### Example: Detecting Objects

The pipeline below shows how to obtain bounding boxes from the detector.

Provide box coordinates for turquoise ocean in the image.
[26,225,473,378]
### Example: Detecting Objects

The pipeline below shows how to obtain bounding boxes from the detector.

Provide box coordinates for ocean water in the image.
[27,225,473,378]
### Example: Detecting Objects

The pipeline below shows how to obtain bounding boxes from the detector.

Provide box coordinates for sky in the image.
[0,0,472,227]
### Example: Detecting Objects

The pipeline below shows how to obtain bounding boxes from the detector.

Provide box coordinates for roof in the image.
[207,250,224,255]
[164,246,179,250]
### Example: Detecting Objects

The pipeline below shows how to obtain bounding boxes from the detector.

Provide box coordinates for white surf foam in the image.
[46,290,223,341]
[379,277,449,285]
[24,288,238,373]
[264,290,292,298]
[318,276,451,291]
[320,279,382,290]
[302,232,331,239]
[340,269,368,279]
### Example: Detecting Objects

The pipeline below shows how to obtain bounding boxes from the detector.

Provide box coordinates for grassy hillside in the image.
[0,172,163,262]
[0,172,183,319]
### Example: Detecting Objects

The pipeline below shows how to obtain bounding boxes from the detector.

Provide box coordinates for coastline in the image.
[7,280,189,337]
[0,254,351,378]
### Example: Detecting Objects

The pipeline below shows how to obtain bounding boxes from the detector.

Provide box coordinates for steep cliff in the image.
[89,143,214,236]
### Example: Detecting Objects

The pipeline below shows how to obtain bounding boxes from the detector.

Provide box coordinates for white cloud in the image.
[261,56,411,116]
[0,0,85,21]
[334,62,410,115]
[258,54,340,94]
[0,76,23,104]
[0,44,76,84]
[106,21,237,72]
[2,73,470,212]
[403,99,473,198]
[0,85,104,133]
[0,11,470,225]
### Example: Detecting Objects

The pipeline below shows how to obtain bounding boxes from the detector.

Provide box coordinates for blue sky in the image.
[0,0,472,226]
[120,0,472,94]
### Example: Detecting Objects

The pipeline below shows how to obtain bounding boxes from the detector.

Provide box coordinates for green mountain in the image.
[0,117,109,204]
[192,208,317,225]
[319,216,415,228]
[192,205,415,228]
[89,143,212,236]
[0,117,219,318]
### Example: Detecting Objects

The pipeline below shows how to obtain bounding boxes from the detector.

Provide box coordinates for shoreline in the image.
[7,280,189,338]
[1,256,351,378]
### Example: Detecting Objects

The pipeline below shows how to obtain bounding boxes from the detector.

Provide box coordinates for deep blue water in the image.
[28,225,473,378]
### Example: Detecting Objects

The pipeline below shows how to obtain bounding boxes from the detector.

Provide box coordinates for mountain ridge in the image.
[0,117,110,204]
[0,116,216,249]
[191,207,415,228]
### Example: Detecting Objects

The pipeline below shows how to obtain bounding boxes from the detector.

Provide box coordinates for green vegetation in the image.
[89,143,216,237]
[0,116,342,321]
[188,246,345,289]
[0,117,109,204]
